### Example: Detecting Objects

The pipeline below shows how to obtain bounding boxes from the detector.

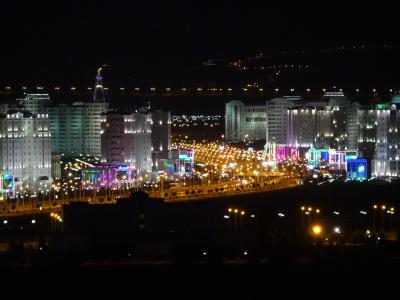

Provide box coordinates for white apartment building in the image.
[0,111,52,189]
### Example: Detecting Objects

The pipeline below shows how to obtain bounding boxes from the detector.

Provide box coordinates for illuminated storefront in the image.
[306,148,359,171]
[156,149,194,178]
[265,144,299,161]
[347,159,368,181]
[0,173,14,198]
[82,165,134,190]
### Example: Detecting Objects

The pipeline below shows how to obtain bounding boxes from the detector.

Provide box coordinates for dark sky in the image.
[1,1,399,84]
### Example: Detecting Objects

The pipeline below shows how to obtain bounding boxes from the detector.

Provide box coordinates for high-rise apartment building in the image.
[151,110,171,154]
[19,94,52,114]
[287,106,317,147]
[266,97,293,145]
[19,73,110,157]
[0,111,52,188]
[101,110,154,173]
[225,100,266,141]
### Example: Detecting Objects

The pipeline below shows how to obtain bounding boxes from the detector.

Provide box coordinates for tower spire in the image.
[94,67,105,102]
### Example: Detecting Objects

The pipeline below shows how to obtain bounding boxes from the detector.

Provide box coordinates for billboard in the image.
[0,173,14,191]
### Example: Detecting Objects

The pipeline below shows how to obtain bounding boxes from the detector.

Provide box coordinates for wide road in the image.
[0,178,300,217]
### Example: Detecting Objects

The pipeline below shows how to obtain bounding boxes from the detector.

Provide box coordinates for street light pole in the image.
[228,208,232,230]
[301,206,305,228]
[240,211,245,232]
[390,207,395,230]
[234,209,238,231]
[308,207,312,230]
[381,205,386,233]
[315,209,320,224]
[373,204,377,233]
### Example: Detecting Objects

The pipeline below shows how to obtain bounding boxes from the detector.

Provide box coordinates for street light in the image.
[381,205,386,233]
[301,206,305,226]
[389,207,395,229]
[234,209,238,231]
[228,208,232,229]
[307,207,312,229]
[240,210,245,232]
[315,209,320,224]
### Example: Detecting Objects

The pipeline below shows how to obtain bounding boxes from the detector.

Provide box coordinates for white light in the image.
[277,213,285,217]
[250,214,255,218]
[31,219,36,224]
[3,220,7,224]
[360,211,367,215]
[333,227,341,234]
[243,251,248,256]
[202,252,207,256]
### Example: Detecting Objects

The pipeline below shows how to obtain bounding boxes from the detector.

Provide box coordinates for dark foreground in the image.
[0,260,398,299]
[2,181,400,298]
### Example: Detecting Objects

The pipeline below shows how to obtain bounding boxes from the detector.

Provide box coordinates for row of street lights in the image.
[50,212,63,233]
[372,204,395,233]
[300,206,320,230]
[227,208,246,232]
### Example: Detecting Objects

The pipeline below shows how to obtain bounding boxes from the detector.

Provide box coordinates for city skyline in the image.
[2,3,400,296]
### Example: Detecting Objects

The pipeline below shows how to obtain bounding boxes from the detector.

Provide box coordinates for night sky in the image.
[1,1,399,85]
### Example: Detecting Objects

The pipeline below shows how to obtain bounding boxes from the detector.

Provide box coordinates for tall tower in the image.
[94,67,105,102]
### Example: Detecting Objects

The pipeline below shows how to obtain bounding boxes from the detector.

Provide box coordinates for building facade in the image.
[19,94,52,114]
[225,100,267,141]
[47,102,109,157]
[225,93,360,151]
[101,110,154,174]
[0,111,52,189]
[287,106,317,147]
[266,98,292,145]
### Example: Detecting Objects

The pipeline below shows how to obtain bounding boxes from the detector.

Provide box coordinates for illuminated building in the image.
[151,110,172,165]
[306,148,329,168]
[0,104,19,115]
[0,173,14,196]
[225,100,266,141]
[85,102,110,157]
[287,106,317,147]
[347,159,368,181]
[266,97,293,145]
[0,111,52,191]
[94,67,106,103]
[101,110,153,174]
[371,101,400,177]
[48,103,86,155]
[18,94,52,114]
[357,106,377,159]
[226,94,359,149]
[156,149,194,178]
[18,73,109,157]
[82,164,134,190]
[315,107,334,149]
[324,96,359,151]
[51,154,62,180]
[328,149,347,171]
[306,147,358,171]
[265,144,299,161]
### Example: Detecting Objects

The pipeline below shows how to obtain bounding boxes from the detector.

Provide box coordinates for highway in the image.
[0,178,300,217]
